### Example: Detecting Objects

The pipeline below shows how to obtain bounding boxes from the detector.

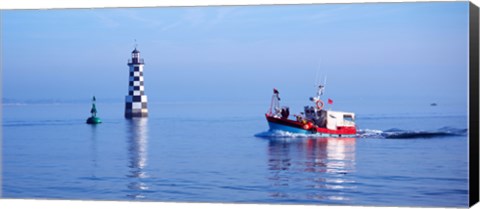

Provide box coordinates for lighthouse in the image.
[125,47,148,118]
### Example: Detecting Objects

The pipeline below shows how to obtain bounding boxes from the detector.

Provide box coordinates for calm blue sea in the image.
[2,100,469,207]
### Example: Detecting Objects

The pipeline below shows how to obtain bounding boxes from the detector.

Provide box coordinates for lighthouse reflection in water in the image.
[268,137,356,202]
[126,118,149,199]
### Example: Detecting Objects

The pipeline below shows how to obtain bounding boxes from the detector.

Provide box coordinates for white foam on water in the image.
[255,130,319,138]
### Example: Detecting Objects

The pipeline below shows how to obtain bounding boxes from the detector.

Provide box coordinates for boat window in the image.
[344,115,354,122]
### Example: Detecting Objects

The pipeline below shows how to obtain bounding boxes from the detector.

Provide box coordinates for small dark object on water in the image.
[430,103,437,106]
[86,96,102,124]
[86,117,101,124]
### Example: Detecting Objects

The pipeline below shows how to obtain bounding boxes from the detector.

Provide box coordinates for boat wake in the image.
[255,127,467,139]
[357,127,467,139]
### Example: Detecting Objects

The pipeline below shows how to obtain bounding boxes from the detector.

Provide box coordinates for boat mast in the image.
[269,88,281,115]
[311,77,326,111]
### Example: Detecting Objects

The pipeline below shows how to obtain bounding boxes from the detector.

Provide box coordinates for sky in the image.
[1,2,470,106]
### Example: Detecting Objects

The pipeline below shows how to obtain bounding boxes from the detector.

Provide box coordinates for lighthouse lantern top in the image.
[128,47,144,65]
[132,48,140,59]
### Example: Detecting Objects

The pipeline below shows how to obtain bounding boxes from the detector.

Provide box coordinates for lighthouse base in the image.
[125,112,148,118]
[125,107,148,118]
[125,95,148,118]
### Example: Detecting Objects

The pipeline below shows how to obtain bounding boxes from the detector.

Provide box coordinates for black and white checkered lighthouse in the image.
[125,47,148,118]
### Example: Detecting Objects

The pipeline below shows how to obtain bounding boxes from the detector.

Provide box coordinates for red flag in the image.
[328,98,333,104]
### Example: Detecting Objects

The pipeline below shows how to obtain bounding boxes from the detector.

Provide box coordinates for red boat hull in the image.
[266,114,357,137]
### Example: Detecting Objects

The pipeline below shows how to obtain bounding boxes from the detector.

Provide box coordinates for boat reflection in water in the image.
[126,118,149,199]
[267,137,356,203]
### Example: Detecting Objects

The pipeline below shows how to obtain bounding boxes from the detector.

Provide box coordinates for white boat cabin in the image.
[325,110,356,130]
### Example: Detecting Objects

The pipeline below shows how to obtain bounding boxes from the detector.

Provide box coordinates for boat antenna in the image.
[323,76,327,94]
[315,59,321,88]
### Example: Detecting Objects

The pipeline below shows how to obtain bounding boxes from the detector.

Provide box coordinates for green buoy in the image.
[86,96,102,124]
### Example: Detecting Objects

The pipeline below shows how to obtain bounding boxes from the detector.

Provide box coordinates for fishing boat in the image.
[265,84,356,137]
